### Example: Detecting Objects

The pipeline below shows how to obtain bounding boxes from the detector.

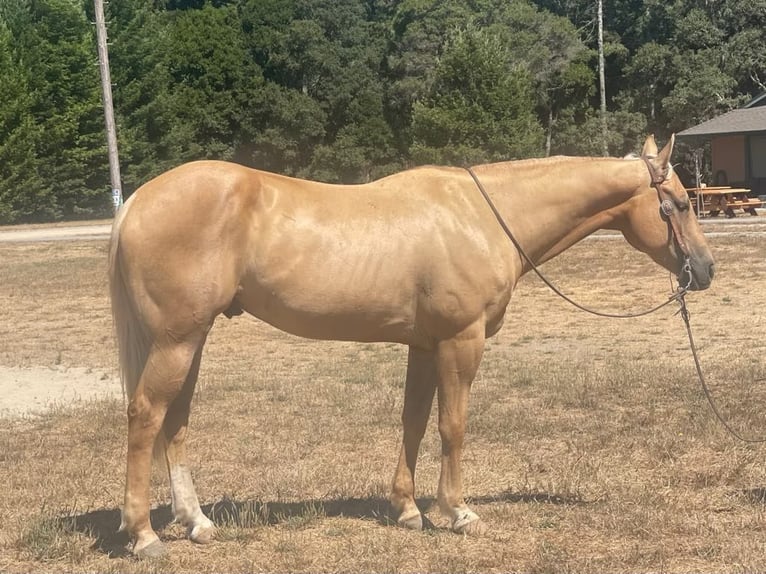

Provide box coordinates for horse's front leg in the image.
[435,321,487,534]
[390,346,437,529]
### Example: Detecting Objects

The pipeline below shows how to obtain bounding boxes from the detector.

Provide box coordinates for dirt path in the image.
[0,222,117,416]
[0,366,120,417]
[0,223,111,243]
[0,217,763,244]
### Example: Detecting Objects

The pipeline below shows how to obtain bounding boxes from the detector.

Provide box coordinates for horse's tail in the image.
[109,199,169,466]
[109,199,147,401]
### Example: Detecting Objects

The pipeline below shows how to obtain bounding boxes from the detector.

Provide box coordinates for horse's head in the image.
[620,134,715,291]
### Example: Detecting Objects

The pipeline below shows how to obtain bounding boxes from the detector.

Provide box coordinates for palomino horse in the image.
[109,135,714,557]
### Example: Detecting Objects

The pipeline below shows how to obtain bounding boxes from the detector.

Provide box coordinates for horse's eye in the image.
[676,199,690,212]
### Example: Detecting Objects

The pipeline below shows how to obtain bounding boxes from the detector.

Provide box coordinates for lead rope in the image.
[468,166,766,443]
[676,293,766,443]
[466,166,688,318]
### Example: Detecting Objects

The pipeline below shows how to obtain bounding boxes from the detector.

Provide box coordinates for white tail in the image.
[108,200,168,464]
[108,198,150,401]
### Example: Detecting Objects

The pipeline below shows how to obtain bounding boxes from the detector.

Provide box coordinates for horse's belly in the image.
[234,220,511,346]
[236,274,420,344]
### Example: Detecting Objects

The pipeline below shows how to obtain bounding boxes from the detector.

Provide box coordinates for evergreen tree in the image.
[0,20,52,222]
[410,27,543,165]
[0,0,764,221]
[0,0,109,222]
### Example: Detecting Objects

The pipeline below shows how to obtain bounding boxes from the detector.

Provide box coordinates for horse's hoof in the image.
[188,522,216,545]
[457,517,487,536]
[397,509,423,531]
[134,539,168,560]
[452,511,487,536]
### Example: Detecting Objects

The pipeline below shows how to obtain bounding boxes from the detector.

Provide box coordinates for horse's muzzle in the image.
[680,257,715,291]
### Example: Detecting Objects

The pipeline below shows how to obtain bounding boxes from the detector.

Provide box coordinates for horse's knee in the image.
[437,417,465,449]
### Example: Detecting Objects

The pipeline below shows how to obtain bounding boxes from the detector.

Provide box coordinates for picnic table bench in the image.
[685,186,763,218]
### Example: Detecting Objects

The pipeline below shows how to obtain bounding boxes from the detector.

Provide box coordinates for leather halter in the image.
[641,156,690,258]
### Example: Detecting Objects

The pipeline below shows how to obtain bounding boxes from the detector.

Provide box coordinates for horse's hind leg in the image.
[121,339,202,558]
[390,346,437,529]
[163,340,216,544]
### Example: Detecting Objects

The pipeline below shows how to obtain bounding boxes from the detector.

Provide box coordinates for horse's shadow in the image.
[742,488,766,505]
[62,489,586,557]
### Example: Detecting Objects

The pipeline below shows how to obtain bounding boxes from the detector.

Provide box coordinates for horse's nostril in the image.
[708,263,716,280]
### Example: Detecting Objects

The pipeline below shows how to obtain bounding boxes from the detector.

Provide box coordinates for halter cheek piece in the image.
[642,157,693,289]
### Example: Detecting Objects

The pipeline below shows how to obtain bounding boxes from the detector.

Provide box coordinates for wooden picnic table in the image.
[685,186,762,218]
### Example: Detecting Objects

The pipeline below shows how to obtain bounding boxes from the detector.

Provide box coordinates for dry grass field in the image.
[1,220,766,572]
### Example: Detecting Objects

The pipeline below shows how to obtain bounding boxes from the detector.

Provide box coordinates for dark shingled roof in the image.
[678,94,766,139]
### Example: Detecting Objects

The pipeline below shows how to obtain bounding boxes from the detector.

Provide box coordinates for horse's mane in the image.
[489,154,634,169]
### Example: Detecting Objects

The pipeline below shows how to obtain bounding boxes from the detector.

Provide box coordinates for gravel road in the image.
[0,223,111,243]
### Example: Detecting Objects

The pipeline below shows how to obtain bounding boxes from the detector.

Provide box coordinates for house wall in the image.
[750,135,766,178]
[749,134,766,196]
[711,135,746,184]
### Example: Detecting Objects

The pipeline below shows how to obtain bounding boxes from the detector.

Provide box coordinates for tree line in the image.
[1,0,764,223]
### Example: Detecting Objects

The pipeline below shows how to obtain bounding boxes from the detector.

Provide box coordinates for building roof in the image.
[678,92,766,139]
[744,91,766,108]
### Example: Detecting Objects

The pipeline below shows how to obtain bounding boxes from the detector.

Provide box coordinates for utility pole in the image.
[94,0,122,212]
[597,0,608,156]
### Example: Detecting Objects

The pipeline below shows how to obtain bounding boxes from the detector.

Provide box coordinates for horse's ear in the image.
[645,134,676,183]
[641,134,658,157]
[656,133,675,167]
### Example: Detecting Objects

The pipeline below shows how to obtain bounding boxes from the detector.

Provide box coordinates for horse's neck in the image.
[477,157,646,265]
